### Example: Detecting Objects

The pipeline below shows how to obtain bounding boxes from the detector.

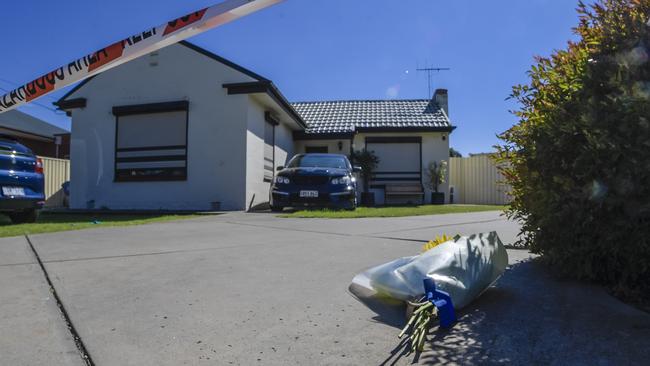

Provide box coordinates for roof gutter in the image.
[292,131,354,140]
[53,98,87,111]
[354,126,456,133]
[223,81,307,129]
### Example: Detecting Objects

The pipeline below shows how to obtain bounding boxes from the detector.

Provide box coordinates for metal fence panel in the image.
[38,156,70,208]
[449,156,511,205]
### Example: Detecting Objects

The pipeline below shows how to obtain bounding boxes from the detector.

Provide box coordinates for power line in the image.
[0,86,64,114]
[0,77,60,102]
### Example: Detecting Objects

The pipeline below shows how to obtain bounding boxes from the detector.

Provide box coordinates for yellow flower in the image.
[422,234,453,252]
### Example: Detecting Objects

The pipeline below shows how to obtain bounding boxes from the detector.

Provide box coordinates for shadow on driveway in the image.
[356,259,650,365]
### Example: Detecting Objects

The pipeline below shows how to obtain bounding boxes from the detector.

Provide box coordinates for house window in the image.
[305,146,328,153]
[113,101,188,182]
[264,120,275,182]
[365,136,422,184]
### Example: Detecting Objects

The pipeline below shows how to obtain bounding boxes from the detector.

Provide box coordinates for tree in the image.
[496,0,650,299]
[351,149,379,193]
[449,147,462,157]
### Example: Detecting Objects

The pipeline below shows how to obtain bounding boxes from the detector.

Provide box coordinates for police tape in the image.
[0,0,282,114]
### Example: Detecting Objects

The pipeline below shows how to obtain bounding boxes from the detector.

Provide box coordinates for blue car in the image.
[0,136,45,223]
[270,153,360,212]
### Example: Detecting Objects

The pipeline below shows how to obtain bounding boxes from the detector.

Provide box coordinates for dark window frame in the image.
[305,146,329,154]
[113,101,189,183]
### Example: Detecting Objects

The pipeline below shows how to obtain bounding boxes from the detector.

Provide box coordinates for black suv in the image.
[270,154,360,211]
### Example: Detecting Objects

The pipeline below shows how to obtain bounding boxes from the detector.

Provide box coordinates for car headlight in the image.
[274,176,290,184]
[331,176,352,185]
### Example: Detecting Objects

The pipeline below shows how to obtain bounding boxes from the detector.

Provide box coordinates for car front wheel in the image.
[346,196,358,211]
[270,205,284,213]
[9,209,39,224]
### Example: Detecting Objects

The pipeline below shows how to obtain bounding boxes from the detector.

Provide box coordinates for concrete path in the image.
[0,236,85,365]
[1,211,649,365]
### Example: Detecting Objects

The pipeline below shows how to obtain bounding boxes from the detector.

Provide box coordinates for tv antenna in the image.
[417,67,450,97]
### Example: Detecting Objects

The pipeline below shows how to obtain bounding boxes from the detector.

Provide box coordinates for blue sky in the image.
[0,0,585,155]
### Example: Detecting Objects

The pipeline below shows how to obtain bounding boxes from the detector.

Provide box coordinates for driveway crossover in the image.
[1,211,648,365]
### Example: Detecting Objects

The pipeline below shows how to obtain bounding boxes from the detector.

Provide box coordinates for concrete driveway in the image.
[1,211,649,365]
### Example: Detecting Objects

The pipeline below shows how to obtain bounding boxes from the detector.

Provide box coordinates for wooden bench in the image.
[384,183,425,205]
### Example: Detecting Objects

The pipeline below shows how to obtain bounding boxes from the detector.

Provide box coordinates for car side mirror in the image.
[276,166,284,171]
[353,166,362,173]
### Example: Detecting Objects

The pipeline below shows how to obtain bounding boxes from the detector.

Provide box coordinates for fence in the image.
[449,155,511,205]
[37,155,510,207]
[39,156,70,208]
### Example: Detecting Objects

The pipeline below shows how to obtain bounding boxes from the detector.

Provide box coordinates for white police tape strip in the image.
[0,0,282,114]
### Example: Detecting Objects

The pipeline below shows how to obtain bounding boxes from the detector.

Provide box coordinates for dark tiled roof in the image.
[0,110,68,138]
[291,99,452,134]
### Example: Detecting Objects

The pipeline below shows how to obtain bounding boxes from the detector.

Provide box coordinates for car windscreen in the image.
[287,155,349,169]
[0,140,33,156]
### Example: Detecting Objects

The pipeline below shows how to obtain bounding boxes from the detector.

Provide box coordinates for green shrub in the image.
[496,0,650,298]
[351,149,380,193]
[424,160,447,193]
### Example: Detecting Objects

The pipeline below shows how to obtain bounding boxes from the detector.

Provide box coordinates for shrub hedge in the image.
[497,0,650,298]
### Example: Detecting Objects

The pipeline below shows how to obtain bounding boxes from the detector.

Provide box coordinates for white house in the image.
[292,97,453,205]
[55,41,454,211]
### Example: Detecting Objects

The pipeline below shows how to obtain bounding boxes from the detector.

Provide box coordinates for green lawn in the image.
[281,204,506,219]
[0,212,200,238]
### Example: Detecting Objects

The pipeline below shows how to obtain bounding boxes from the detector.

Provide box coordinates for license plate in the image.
[299,190,319,198]
[2,187,25,196]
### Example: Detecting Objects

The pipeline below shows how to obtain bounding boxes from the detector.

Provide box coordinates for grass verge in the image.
[281,204,506,219]
[0,212,199,238]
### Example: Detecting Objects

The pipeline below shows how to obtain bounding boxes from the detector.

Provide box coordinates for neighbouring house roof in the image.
[291,99,454,137]
[0,109,68,140]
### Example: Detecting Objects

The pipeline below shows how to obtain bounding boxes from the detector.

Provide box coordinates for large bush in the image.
[497,0,650,297]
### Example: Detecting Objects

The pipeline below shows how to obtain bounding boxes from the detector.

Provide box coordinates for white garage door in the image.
[366,140,421,183]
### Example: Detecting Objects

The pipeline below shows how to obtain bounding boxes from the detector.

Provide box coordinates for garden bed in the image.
[281,204,505,219]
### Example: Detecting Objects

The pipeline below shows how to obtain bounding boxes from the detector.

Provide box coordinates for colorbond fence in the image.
[449,155,511,205]
[39,156,70,208]
[36,155,510,207]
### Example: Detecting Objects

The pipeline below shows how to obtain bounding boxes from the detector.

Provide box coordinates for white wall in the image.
[67,43,256,210]
[244,99,296,210]
[274,118,295,167]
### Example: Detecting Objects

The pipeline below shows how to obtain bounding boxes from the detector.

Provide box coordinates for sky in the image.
[0,0,587,155]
